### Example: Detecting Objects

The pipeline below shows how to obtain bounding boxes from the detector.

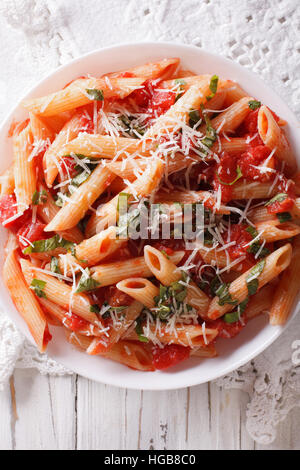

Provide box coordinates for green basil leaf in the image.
[23,235,75,255]
[246,226,259,238]
[206,75,219,100]
[90,304,100,314]
[86,88,104,101]
[32,190,48,206]
[276,212,292,223]
[216,283,238,306]
[30,279,47,298]
[76,268,100,293]
[216,165,243,186]
[265,193,288,207]
[248,100,261,110]
[223,311,240,323]
[246,259,265,296]
[50,256,61,274]
[71,171,90,188]
[189,110,201,127]
[135,316,149,343]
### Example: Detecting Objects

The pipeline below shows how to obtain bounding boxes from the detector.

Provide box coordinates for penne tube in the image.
[245,283,275,320]
[144,245,209,315]
[191,343,218,358]
[87,301,143,354]
[198,247,229,269]
[208,244,292,319]
[0,167,15,196]
[258,106,297,175]
[85,158,164,237]
[232,180,277,199]
[20,258,98,325]
[155,189,230,214]
[90,251,184,287]
[68,331,155,371]
[60,134,153,160]
[126,323,218,348]
[13,125,36,211]
[43,113,87,187]
[45,166,115,232]
[100,341,155,371]
[22,76,146,116]
[144,79,212,139]
[248,205,277,224]
[37,184,84,244]
[59,226,127,275]
[3,250,51,352]
[43,111,75,134]
[29,113,54,144]
[256,219,300,243]
[108,58,180,80]
[269,236,300,325]
[116,278,159,309]
[201,96,253,135]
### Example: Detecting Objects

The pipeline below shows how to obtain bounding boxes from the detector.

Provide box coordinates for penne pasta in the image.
[13,124,36,212]
[269,236,300,325]
[144,245,209,315]
[208,244,292,319]
[20,258,98,325]
[45,165,115,232]
[1,58,298,371]
[22,76,146,116]
[3,250,51,352]
[90,251,184,287]
[258,105,297,175]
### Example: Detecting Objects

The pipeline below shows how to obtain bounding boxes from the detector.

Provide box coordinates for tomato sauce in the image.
[63,313,89,332]
[0,194,30,232]
[152,344,191,370]
[207,317,247,339]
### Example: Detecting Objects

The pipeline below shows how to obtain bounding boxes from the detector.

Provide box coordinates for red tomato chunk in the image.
[0,194,30,232]
[63,313,89,332]
[17,218,52,250]
[152,344,190,370]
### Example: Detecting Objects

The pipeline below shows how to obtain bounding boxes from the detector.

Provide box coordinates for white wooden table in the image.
[0,370,299,450]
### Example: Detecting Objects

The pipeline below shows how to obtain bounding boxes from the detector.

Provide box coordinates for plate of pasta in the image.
[0,42,299,390]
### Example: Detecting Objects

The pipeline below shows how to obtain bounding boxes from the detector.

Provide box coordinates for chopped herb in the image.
[90,304,100,314]
[246,259,265,296]
[206,75,219,100]
[248,100,261,110]
[215,283,238,306]
[50,256,61,274]
[217,166,243,186]
[160,250,170,259]
[118,115,145,138]
[246,226,259,238]
[70,171,90,188]
[32,190,48,206]
[189,109,201,127]
[246,226,270,258]
[200,104,217,150]
[223,311,239,323]
[86,88,104,101]
[23,235,75,255]
[174,79,186,101]
[30,279,47,298]
[277,212,292,223]
[135,315,149,343]
[76,268,100,293]
[265,193,287,207]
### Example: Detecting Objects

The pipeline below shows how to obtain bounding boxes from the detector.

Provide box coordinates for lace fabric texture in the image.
[0,0,299,446]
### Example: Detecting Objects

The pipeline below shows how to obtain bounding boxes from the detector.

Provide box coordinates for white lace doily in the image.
[0,0,299,446]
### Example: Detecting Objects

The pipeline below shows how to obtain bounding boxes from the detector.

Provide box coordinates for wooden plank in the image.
[76,378,141,450]
[13,369,75,450]
[138,388,188,450]
[0,380,13,450]
[209,383,255,450]
[186,384,212,449]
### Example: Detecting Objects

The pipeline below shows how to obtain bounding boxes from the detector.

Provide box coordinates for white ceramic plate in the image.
[1,42,299,390]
